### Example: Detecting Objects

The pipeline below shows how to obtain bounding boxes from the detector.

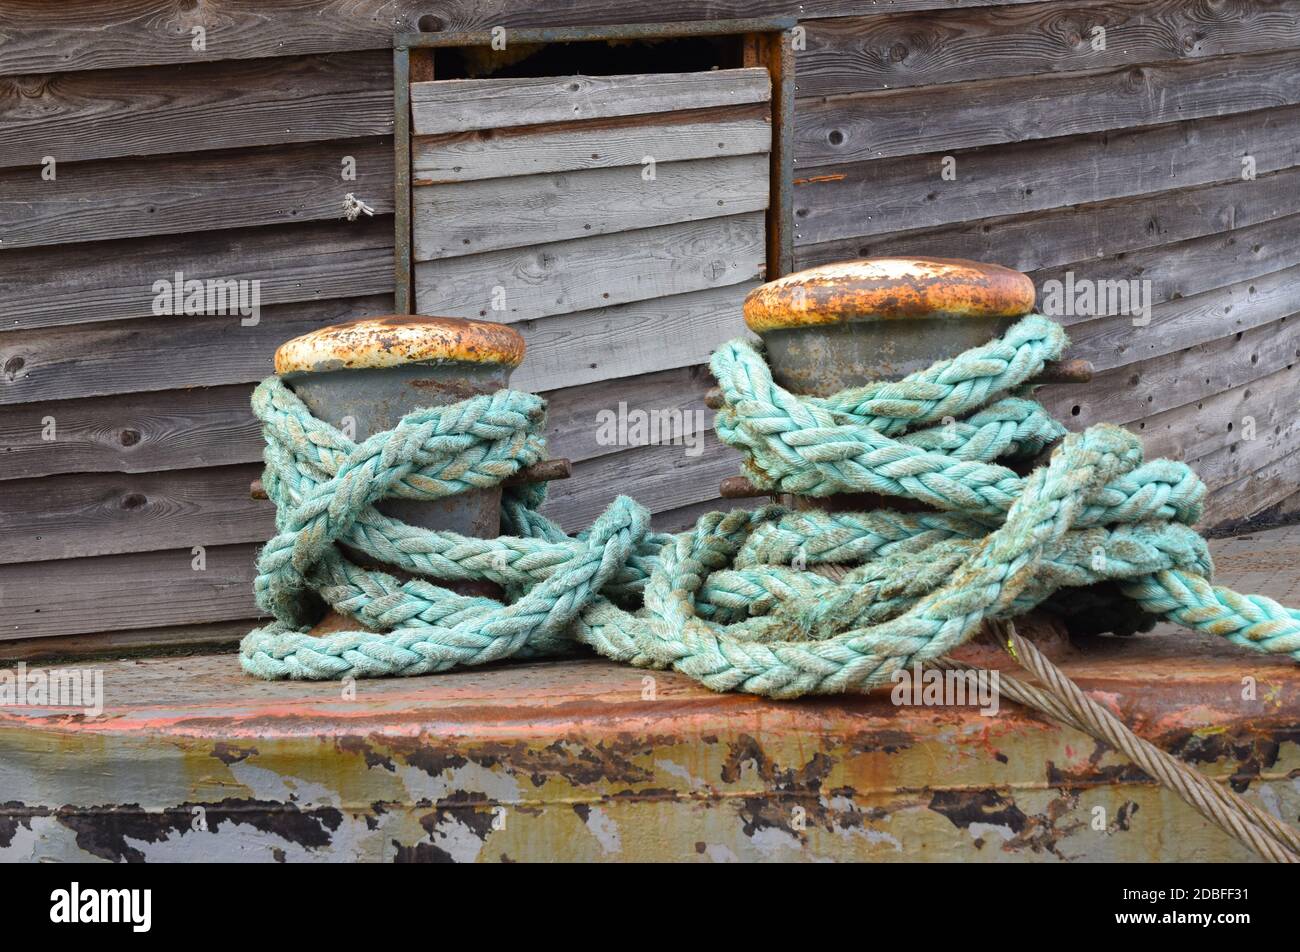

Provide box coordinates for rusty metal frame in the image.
[392,18,798,313]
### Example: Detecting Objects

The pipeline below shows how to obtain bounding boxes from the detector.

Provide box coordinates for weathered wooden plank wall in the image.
[408,67,772,391]
[1,0,1297,656]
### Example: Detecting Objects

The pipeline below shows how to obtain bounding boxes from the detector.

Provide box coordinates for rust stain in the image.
[211,741,257,766]
[743,257,1037,332]
[51,799,344,863]
[0,802,50,849]
[391,735,657,789]
[928,788,1087,859]
[792,173,846,185]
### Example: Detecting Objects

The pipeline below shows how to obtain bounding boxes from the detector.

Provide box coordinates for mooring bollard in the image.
[715,257,1092,509]
[716,257,1085,659]
[259,315,569,635]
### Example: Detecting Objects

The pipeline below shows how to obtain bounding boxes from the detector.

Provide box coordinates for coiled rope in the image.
[241,313,1300,685]
[240,312,1300,860]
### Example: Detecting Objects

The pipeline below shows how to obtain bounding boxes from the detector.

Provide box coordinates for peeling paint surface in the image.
[2,624,1299,862]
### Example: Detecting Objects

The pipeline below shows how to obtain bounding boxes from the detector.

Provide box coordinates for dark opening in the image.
[423,35,747,80]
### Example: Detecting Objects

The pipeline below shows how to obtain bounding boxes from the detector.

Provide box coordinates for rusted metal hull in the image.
[3,623,1297,862]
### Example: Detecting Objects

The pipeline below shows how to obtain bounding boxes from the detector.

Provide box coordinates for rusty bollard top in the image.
[742,257,1036,331]
[739,257,1038,398]
[717,259,1079,501]
[274,315,525,375]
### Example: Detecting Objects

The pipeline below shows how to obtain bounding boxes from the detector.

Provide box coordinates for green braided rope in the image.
[240,313,1300,692]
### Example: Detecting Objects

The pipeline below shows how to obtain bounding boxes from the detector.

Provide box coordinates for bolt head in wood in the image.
[274,315,525,375]
[742,257,1036,332]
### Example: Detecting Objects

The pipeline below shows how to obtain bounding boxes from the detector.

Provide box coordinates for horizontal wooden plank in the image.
[415,211,765,323]
[543,364,716,464]
[0,294,391,406]
[1191,397,1300,493]
[0,543,261,640]
[1030,211,1300,332]
[0,620,251,662]
[414,153,769,260]
[0,384,261,482]
[0,464,271,564]
[412,68,770,136]
[1204,445,1300,525]
[1065,264,1300,373]
[1041,312,1300,428]
[797,166,1300,273]
[794,49,1300,168]
[540,431,743,533]
[1135,362,1300,465]
[0,50,391,168]
[512,283,755,392]
[0,136,392,248]
[798,0,1300,98]
[0,0,431,74]
[1,216,393,331]
[414,103,771,183]
[417,0,1044,28]
[1253,488,1300,524]
[0,2,1056,77]
[795,103,1300,246]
